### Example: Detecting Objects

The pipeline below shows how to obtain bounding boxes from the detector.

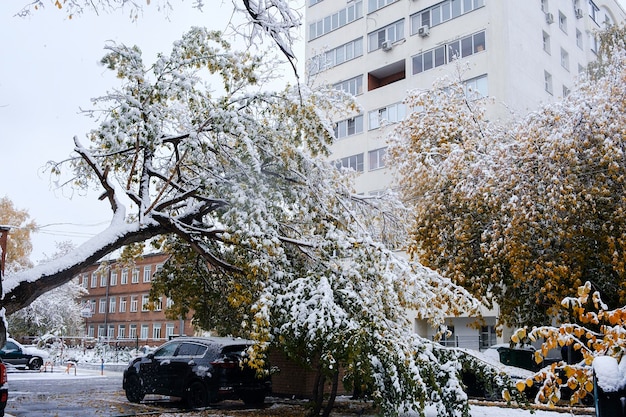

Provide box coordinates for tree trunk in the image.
[309,365,325,417]
[321,368,339,417]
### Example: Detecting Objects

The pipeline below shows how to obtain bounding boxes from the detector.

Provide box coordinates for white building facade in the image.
[305,0,625,349]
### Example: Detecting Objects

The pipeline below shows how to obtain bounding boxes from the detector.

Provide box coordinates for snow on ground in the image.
[455,404,593,417]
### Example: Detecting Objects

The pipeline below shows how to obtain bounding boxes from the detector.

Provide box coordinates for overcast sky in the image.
[0,1,302,263]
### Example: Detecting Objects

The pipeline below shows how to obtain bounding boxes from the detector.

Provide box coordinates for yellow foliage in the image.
[502,389,511,401]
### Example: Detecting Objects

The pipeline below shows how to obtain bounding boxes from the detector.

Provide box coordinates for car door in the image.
[167,342,211,396]
[0,341,26,368]
[139,341,179,394]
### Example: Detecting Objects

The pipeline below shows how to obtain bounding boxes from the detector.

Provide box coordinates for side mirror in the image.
[146,352,155,359]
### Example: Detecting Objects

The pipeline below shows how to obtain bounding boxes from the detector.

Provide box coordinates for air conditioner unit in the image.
[575,8,583,19]
[382,40,393,51]
[545,12,554,24]
[418,25,430,37]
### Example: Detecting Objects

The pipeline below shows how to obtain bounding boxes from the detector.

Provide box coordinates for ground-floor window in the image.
[480,325,497,350]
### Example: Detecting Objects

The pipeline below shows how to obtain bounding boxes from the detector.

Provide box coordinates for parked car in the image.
[0,358,7,417]
[123,336,271,408]
[0,338,49,370]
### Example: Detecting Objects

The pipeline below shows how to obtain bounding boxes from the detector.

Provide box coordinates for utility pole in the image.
[0,226,9,278]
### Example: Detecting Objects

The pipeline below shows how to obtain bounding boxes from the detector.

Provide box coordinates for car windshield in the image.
[2,342,19,353]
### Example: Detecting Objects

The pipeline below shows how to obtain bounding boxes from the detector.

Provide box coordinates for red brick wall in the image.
[77,253,194,347]
[269,350,349,399]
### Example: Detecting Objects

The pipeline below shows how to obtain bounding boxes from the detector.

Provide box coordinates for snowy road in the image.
[4,367,175,416]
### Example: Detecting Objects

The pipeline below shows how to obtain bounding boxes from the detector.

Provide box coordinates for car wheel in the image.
[241,390,266,406]
[125,375,145,403]
[28,357,43,371]
[185,380,208,409]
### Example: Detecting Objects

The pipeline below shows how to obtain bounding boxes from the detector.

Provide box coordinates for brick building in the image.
[77,253,194,348]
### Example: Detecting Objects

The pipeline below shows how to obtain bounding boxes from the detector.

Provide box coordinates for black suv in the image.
[0,359,7,416]
[123,336,271,408]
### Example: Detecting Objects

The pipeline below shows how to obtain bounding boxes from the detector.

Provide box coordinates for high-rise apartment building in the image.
[305,0,625,348]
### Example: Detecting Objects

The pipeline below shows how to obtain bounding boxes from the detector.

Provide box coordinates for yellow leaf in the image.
[503,389,511,401]
[534,350,544,364]
[516,381,526,392]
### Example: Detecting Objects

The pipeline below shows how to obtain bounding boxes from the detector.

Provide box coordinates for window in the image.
[589,0,599,23]
[334,115,364,139]
[576,29,583,49]
[439,326,456,347]
[142,294,150,312]
[480,325,497,349]
[309,38,363,75]
[129,324,137,339]
[335,153,364,172]
[412,31,485,75]
[563,85,571,97]
[544,70,553,94]
[166,297,174,309]
[368,19,404,52]
[88,325,95,338]
[369,148,387,170]
[130,296,138,312]
[591,34,599,54]
[177,343,208,357]
[153,323,162,340]
[81,274,88,288]
[118,325,126,339]
[109,296,116,314]
[107,325,115,339]
[90,272,97,288]
[334,75,363,96]
[131,268,139,284]
[310,0,323,5]
[540,0,548,13]
[542,31,550,54]
[558,11,567,33]
[578,63,585,74]
[121,268,128,285]
[143,266,152,283]
[120,297,127,313]
[368,0,398,13]
[166,323,175,338]
[410,0,484,34]
[90,299,96,314]
[140,324,149,340]
[99,298,106,314]
[154,297,163,311]
[560,48,569,71]
[110,271,117,286]
[100,273,107,287]
[98,325,106,339]
[368,102,406,130]
[464,74,488,99]
[309,1,363,40]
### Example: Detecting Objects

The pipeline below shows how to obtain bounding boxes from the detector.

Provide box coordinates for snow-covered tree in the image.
[388,25,626,329]
[7,241,86,339]
[510,281,624,407]
[0,22,501,415]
